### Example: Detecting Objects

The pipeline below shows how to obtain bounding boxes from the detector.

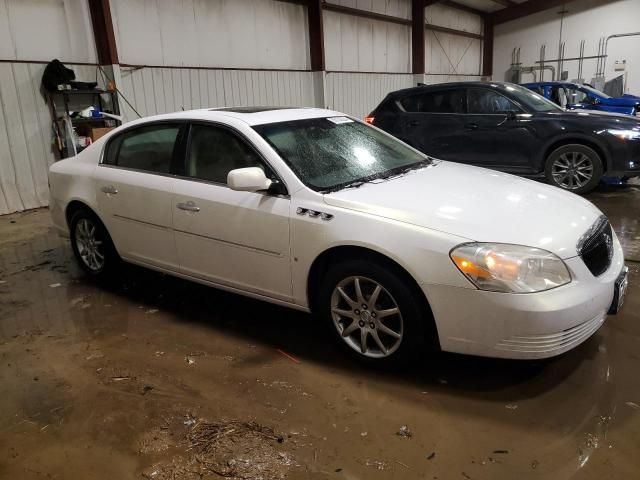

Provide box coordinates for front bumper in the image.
[424,233,625,359]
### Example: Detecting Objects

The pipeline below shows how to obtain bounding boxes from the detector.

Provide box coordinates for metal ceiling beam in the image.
[426,23,483,40]
[436,1,485,16]
[492,0,572,25]
[490,0,517,7]
[482,15,494,76]
[322,2,411,25]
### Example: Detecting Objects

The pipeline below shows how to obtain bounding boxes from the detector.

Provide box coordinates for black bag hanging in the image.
[42,59,76,92]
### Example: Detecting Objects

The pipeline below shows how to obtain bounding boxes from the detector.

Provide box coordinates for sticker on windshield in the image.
[327,116,354,124]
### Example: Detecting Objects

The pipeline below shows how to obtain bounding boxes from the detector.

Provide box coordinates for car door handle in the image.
[176,201,200,212]
[464,123,479,130]
[409,120,420,126]
[100,185,118,194]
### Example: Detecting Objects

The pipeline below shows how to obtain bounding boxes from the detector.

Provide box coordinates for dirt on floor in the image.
[1,185,640,480]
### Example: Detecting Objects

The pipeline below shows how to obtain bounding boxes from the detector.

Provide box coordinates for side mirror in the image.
[227,167,272,192]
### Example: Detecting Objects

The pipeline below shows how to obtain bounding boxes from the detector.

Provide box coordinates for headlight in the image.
[450,243,571,293]
[607,129,640,141]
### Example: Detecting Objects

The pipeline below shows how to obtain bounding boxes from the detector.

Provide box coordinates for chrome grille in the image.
[577,216,613,277]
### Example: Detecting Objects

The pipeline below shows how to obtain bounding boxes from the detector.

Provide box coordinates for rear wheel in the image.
[544,144,603,194]
[69,208,119,278]
[317,259,433,367]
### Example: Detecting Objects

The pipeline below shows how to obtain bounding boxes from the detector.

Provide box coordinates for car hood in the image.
[602,96,640,107]
[323,161,602,259]
[550,109,640,124]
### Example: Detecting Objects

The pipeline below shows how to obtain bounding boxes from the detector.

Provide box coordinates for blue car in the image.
[522,81,640,116]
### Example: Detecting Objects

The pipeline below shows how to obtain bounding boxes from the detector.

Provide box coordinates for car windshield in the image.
[253,117,430,192]
[504,83,563,112]
[581,84,610,99]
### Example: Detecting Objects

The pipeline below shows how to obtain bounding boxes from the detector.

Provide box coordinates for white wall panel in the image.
[424,3,482,78]
[325,72,413,118]
[0,62,101,215]
[117,67,316,122]
[494,0,640,92]
[110,0,310,70]
[324,11,411,72]
[0,0,96,63]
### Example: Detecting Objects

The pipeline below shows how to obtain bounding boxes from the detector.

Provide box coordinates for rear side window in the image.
[467,88,521,114]
[104,124,181,173]
[401,89,465,113]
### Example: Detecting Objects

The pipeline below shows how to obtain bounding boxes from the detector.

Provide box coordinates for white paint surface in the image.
[493,0,640,93]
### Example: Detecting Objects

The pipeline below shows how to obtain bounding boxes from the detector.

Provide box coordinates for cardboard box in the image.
[89,127,114,141]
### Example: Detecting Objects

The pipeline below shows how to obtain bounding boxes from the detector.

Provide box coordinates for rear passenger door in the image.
[396,88,467,159]
[172,123,292,301]
[94,122,185,270]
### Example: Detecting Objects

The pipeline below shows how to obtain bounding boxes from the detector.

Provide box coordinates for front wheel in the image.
[544,144,603,194]
[317,259,433,367]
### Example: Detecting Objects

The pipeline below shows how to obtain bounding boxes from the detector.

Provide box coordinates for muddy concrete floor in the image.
[1,186,640,480]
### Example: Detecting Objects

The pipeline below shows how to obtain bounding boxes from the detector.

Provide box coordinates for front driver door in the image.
[172,122,292,301]
[455,87,536,173]
[94,122,184,270]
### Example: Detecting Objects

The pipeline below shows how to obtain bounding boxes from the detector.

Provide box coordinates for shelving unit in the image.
[48,89,121,159]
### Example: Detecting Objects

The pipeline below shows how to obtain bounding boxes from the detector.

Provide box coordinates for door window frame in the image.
[176,120,289,197]
[98,120,188,177]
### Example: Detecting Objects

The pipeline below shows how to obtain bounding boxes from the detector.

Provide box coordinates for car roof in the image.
[123,107,345,127]
[385,81,517,98]
[522,81,582,87]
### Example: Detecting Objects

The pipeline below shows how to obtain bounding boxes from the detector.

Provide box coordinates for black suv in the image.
[368,81,640,193]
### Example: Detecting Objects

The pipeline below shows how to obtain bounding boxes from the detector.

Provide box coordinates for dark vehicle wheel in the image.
[317,259,433,367]
[544,144,603,194]
[69,208,119,278]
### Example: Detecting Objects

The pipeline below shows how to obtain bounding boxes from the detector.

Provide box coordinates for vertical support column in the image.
[412,0,426,85]
[307,0,326,108]
[482,15,494,79]
[88,0,119,66]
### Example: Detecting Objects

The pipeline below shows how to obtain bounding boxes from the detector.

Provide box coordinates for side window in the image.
[186,124,269,184]
[467,88,521,114]
[401,89,465,113]
[104,124,181,174]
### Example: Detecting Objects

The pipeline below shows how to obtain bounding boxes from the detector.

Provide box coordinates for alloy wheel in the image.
[330,276,403,358]
[551,152,594,190]
[74,218,105,272]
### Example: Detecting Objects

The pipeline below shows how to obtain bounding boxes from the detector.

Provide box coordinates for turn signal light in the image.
[364,116,375,124]
[452,256,491,279]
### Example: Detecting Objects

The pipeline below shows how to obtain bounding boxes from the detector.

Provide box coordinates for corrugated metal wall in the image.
[325,72,413,119]
[117,67,316,122]
[0,62,100,215]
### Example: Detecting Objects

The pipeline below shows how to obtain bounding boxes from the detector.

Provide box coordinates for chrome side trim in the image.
[173,228,283,257]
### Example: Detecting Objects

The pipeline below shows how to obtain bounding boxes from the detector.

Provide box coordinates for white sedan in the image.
[49,107,628,364]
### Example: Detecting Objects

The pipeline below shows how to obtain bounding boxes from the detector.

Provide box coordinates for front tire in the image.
[317,259,432,367]
[69,208,119,278]
[544,144,603,194]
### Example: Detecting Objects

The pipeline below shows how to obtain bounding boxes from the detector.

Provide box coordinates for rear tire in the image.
[69,208,119,279]
[317,259,433,367]
[544,144,603,194]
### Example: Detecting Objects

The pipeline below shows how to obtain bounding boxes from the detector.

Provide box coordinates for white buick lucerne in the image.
[49,107,628,364]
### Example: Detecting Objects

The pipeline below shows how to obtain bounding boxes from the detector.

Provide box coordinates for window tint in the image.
[401,89,465,113]
[105,124,180,173]
[186,124,266,184]
[468,88,520,114]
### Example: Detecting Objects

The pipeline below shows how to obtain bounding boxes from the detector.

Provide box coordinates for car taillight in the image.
[364,116,375,124]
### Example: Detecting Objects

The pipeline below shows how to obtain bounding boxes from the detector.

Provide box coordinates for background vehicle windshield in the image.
[581,84,610,99]
[254,117,429,191]
[503,83,563,112]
